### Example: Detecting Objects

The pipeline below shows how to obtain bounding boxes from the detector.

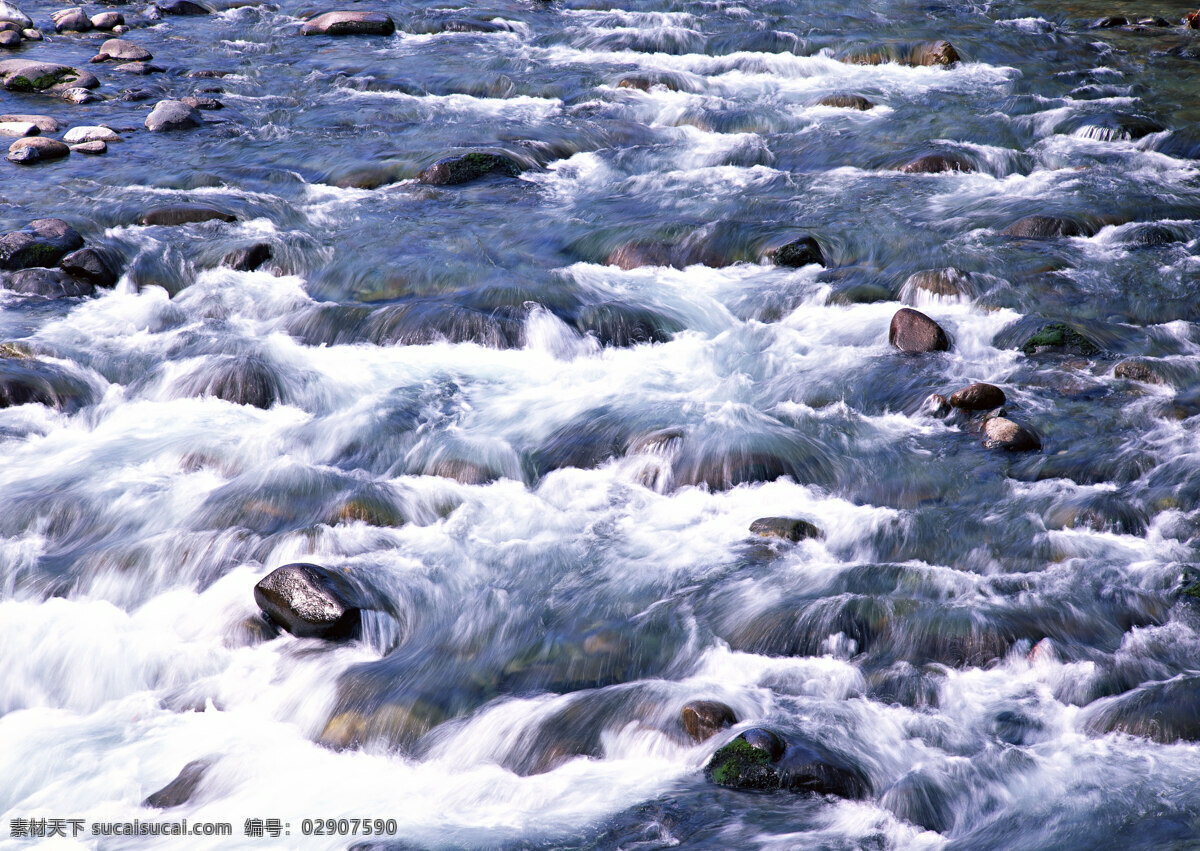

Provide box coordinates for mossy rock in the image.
[706,735,781,790]
[1020,323,1100,356]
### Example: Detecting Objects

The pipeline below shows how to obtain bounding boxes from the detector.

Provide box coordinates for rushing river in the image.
[1,0,1200,847]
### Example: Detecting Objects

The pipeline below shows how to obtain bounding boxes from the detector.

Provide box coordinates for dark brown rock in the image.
[156,0,209,14]
[681,700,737,743]
[769,236,825,268]
[900,268,976,303]
[898,153,974,174]
[143,760,212,809]
[749,516,824,542]
[889,308,950,353]
[1114,359,1164,384]
[416,152,522,186]
[1092,15,1127,28]
[222,242,271,271]
[253,563,361,640]
[948,382,1006,411]
[301,10,395,36]
[139,205,234,226]
[982,416,1040,451]
[914,40,960,66]
[817,94,873,110]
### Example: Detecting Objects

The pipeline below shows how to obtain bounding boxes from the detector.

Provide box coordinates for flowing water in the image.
[2,0,1200,847]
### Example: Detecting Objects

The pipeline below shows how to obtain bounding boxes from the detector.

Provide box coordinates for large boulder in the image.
[705,728,870,798]
[6,267,92,297]
[302,11,395,35]
[416,152,522,186]
[145,99,202,132]
[0,218,82,269]
[889,307,950,353]
[0,2,32,29]
[91,38,151,62]
[253,563,362,640]
[51,7,91,32]
[948,382,1005,411]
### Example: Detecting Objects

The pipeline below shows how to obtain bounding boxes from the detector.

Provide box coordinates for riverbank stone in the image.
[253,562,362,640]
[417,152,522,185]
[749,516,823,542]
[889,307,950,353]
[948,382,1005,411]
[301,11,395,36]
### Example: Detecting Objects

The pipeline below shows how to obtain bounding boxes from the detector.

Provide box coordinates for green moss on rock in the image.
[1020,323,1099,356]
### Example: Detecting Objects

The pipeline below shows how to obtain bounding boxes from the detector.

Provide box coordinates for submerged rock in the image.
[749,516,823,542]
[1018,322,1100,356]
[1084,675,1200,743]
[59,246,121,287]
[1113,359,1165,384]
[253,563,362,640]
[982,416,1041,451]
[948,382,1005,411]
[681,700,738,743]
[7,267,92,297]
[139,205,235,226]
[842,40,960,67]
[179,355,283,408]
[145,99,202,132]
[416,152,522,186]
[0,219,83,270]
[900,268,977,303]
[898,153,973,174]
[222,242,272,271]
[768,235,825,268]
[301,11,395,36]
[143,760,212,809]
[816,94,873,110]
[889,307,950,353]
[1002,215,1092,239]
[705,729,869,798]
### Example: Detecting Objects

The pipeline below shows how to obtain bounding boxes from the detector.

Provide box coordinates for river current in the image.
[1,0,1200,848]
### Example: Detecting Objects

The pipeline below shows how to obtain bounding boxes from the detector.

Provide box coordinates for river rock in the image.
[90,11,122,30]
[92,38,151,62]
[1113,359,1164,384]
[899,153,974,174]
[21,27,39,39]
[143,760,212,809]
[51,7,91,32]
[913,40,960,66]
[982,416,1040,451]
[768,235,824,267]
[156,0,209,14]
[8,136,67,160]
[301,11,395,36]
[69,140,104,154]
[181,95,222,110]
[113,62,164,75]
[1189,9,1200,28]
[1002,215,1090,238]
[139,205,234,226]
[222,242,271,271]
[60,246,121,286]
[0,120,36,137]
[5,143,35,163]
[1092,15,1127,28]
[62,125,119,143]
[0,1,31,29]
[416,152,522,185]
[253,562,362,640]
[816,94,873,109]
[948,382,1005,410]
[681,700,737,743]
[0,60,95,92]
[145,99,201,132]
[7,268,92,297]
[0,30,18,47]
[705,728,869,797]
[1083,675,1200,743]
[749,516,824,542]
[889,307,950,353]
[900,268,976,303]
[58,87,99,104]
[1018,322,1100,356]
[0,113,57,132]
[0,218,82,269]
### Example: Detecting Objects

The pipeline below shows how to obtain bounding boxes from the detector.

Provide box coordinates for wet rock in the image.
[842,40,960,67]
[0,30,18,47]
[91,38,151,62]
[749,516,823,542]
[62,125,119,143]
[1189,9,1200,28]
[114,62,164,75]
[826,282,891,305]
[681,700,737,743]
[1092,15,1127,28]
[922,393,951,418]
[51,7,92,32]
[1018,322,1100,356]
[90,11,122,29]
[1084,675,1200,743]
[1138,16,1171,26]
[881,770,956,833]
[21,27,39,40]
[156,0,209,14]
[816,94,873,109]
[139,205,234,226]
[5,144,36,163]
[605,241,675,269]
[0,120,36,137]
[58,87,99,104]
[0,60,95,92]
[179,355,282,408]
[0,1,32,29]
[6,267,92,297]
[143,760,212,809]
[145,99,201,132]
[301,11,395,36]
[914,40,960,66]
[70,140,105,154]
[899,267,977,303]
[889,307,950,353]
[982,416,1040,451]
[222,242,271,271]
[416,152,522,186]
[1002,215,1091,239]
[253,563,362,640]
[0,219,82,269]
[705,729,869,798]
[181,95,222,110]
[60,246,121,286]
[1114,359,1164,384]
[768,235,824,268]
[0,113,57,133]
[119,88,154,101]
[898,153,974,174]
[948,382,1005,411]
[320,701,444,752]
